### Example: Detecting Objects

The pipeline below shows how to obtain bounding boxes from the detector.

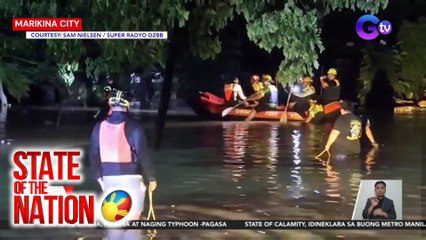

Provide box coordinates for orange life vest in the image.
[99,121,132,163]
[224,84,233,101]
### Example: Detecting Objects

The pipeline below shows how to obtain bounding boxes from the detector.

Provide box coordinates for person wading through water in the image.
[89,89,157,240]
[321,100,378,157]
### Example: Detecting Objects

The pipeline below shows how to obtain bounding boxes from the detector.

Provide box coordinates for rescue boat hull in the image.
[189,92,341,122]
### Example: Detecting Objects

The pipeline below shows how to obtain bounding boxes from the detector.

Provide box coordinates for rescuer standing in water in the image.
[322,100,378,157]
[89,89,157,240]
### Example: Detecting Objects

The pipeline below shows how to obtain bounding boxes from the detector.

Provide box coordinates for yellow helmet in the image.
[262,74,272,81]
[327,68,337,75]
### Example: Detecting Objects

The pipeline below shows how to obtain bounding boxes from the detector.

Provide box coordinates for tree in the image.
[359,18,426,103]
[1,0,390,137]
[358,42,402,104]
[1,0,390,88]
[398,18,426,98]
[232,0,389,86]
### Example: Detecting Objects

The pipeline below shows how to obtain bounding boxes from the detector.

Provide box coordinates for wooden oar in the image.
[279,89,292,123]
[221,92,260,117]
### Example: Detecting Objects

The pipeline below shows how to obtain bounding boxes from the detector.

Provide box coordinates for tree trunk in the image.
[155,30,178,149]
[0,80,8,122]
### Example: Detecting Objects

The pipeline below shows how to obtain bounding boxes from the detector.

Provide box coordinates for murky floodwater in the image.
[0,112,425,239]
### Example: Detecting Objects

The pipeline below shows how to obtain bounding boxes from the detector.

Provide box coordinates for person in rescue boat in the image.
[231,77,247,103]
[89,89,157,230]
[320,68,341,105]
[292,75,316,99]
[251,74,264,96]
[290,75,316,117]
[305,97,324,124]
[223,77,249,107]
[245,78,279,121]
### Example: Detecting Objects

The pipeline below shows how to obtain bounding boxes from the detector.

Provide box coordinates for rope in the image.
[146,189,157,240]
[315,149,331,159]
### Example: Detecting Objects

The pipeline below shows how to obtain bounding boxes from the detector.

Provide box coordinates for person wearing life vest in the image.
[251,74,264,96]
[90,89,157,239]
[293,75,315,99]
[291,75,316,117]
[320,68,341,105]
[231,77,247,103]
[261,74,274,84]
[305,98,324,123]
[245,78,279,121]
[224,77,247,106]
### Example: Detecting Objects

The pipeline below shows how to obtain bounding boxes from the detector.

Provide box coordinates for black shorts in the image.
[311,112,325,124]
[333,143,361,157]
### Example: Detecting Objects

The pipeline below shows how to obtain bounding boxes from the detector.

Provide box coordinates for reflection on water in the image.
[221,121,385,218]
[265,124,279,195]
[289,129,304,200]
[0,113,424,239]
[222,122,281,209]
[364,147,379,175]
[222,123,248,183]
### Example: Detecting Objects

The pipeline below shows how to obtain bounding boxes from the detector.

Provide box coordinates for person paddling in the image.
[245,78,278,121]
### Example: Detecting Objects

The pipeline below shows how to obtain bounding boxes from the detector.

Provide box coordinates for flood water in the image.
[0,111,425,239]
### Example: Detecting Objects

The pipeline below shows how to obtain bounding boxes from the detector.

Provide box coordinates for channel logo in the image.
[356,15,392,40]
[101,190,132,222]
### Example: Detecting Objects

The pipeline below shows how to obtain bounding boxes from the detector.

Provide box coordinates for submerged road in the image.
[0,111,425,239]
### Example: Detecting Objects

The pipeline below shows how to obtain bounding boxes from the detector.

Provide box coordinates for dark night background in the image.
[173,0,425,104]
[1,0,425,109]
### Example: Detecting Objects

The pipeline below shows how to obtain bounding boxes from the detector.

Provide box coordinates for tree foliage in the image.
[358,43,402,103]
[0,0,390,100]
[359,18,426,102]
[398,18,426,95]
[232,0,389,86]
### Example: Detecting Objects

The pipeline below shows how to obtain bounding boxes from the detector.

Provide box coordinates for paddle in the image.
[221,92,260,117]
[279,87,293,123]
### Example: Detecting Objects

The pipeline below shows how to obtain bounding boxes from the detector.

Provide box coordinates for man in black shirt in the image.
[362,181,397,219]
[324,100,363,155]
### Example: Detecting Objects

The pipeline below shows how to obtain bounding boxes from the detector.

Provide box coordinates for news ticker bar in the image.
[25,31,168,39]
[8,220,426,229]
[103,220,426,229]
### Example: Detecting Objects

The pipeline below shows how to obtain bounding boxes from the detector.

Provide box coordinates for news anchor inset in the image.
[362,181,396,219]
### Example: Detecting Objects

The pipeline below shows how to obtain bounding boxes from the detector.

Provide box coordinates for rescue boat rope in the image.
[146,189,157,239]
